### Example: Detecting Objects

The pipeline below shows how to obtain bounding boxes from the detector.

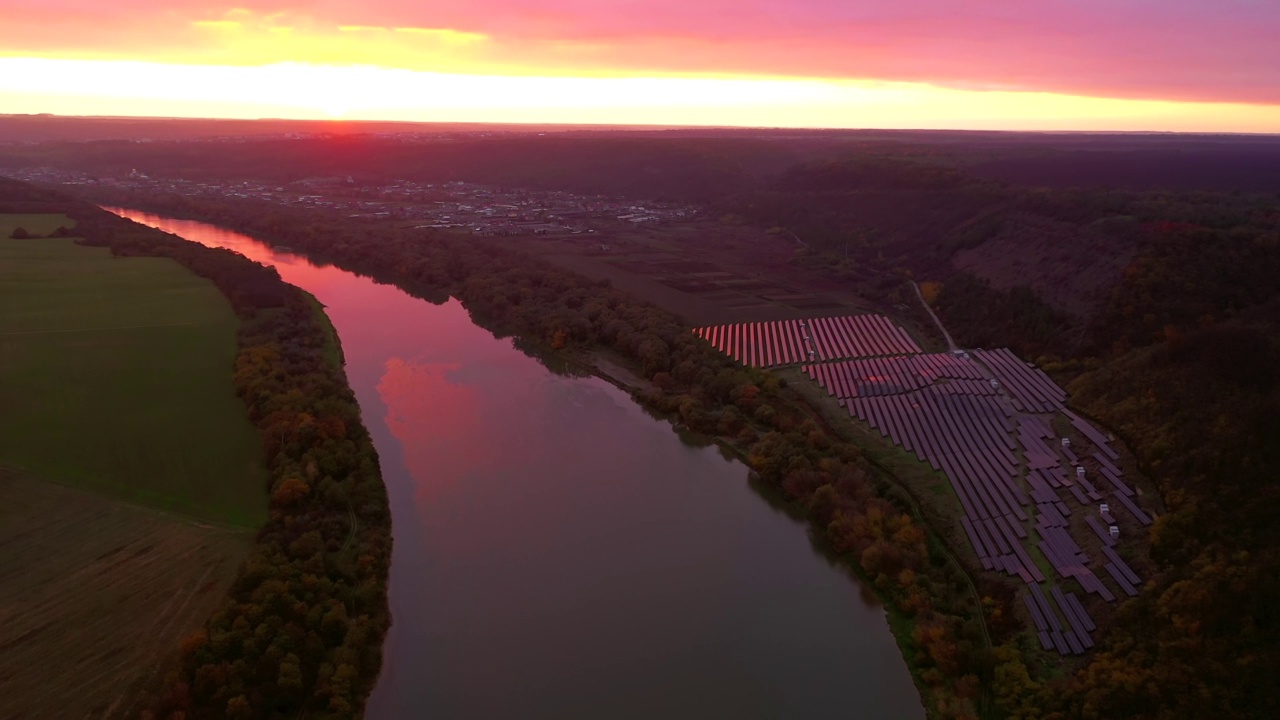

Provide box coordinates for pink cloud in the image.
[2,0,1277,104]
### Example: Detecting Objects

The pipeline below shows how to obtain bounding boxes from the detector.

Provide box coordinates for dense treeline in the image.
[1034,319,1280,718]
[711,157,1280,718]
[9,130,1280,200]
[777,156,972,193]
[720,154,1279,335]
[720,167,1008,276]
[932,273,1074,361]
[927,189,1280,359]
[1034,211,1280,718]
[77,186,1014,718]
[1088,217,1280,353]
[1,180,394,719]
[970,146,1280,194]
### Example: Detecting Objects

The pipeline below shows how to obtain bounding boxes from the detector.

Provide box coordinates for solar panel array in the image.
[807,353,988,399]
[796,342,1155,655]
[971,348,1067,413]
[693,314,921,368]
[695,310,1153,655]
[1025,584,1097,655]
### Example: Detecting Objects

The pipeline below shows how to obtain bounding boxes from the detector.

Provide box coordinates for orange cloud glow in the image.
[2,2,1279,131]
[5,57,1280,132]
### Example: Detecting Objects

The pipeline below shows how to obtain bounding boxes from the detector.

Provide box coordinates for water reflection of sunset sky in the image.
[108,208,343,290]
[117,207,635,506]
[378,356,491,496]
[115,208,560,503]
[376,351,640,506]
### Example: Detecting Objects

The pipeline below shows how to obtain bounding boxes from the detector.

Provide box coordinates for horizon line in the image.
[5,113,1280,139]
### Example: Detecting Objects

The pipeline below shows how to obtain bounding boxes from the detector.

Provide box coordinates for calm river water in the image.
[111,209,923,720]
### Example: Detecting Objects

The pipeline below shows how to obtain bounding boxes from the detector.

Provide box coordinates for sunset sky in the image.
[2,1,1279,131]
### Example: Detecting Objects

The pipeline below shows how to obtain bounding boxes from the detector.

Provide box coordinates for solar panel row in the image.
[1101,546,1136,579]
[805,358,1145,614]
[1084,515,1117,547]
[1026,469,1065,505]
[1098,464,1135,497]
[1062,408,1122,461]
[1052,586,1096,651]
[693,319,813,367]
[1104,563,1139,597]
[804,354,994,401]
[1114,491,1152,526]
[973,348,1067,413]
[837,389,1062,583]
[1026,584,1094,655]
[694,313,922,368]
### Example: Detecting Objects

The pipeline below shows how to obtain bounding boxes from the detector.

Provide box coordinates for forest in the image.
[1037,218,1280,719]
[1,179,393,719]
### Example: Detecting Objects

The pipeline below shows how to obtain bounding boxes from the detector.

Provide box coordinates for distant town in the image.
[1,166,699,237]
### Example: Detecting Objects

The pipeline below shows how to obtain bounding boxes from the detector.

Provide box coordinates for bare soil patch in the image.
[0,469,251,719]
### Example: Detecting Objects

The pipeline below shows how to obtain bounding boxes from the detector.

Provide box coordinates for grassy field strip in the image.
[0,234,267,525]
[0,213,73,237]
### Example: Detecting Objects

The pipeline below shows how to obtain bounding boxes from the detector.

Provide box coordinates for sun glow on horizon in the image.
[3,57,1280,133]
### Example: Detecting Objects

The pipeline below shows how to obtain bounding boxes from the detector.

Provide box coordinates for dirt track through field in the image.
[0,469,251,719]
[912,281,958,351]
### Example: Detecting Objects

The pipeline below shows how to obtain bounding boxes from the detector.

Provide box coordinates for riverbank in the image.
[575,344,991,717]
[81,192,995,718]
[64,201,393,719]
[107,206,929,719]
[541,312,981,718]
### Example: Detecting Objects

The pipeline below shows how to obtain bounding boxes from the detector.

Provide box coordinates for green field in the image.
[0,212,74,237]
[0,222,268,526]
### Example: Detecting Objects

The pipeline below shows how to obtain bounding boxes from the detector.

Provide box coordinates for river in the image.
[111,210,924,720]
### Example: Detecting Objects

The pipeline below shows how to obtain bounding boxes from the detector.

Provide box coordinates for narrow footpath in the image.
[912,281,958,352]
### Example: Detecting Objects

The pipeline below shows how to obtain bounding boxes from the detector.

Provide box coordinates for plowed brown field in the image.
[0,469,251,719]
